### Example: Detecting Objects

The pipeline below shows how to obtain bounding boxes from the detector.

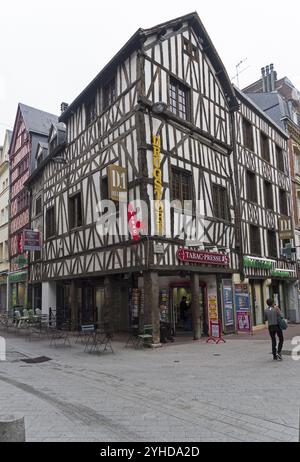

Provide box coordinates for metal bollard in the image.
[0,415,25,442]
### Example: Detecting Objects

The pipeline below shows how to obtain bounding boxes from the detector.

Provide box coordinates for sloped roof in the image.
[234,87,288,136]
[60,12,238,122]
[19,103,58,136]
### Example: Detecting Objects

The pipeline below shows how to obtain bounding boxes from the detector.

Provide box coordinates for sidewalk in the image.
[0,329,299,442]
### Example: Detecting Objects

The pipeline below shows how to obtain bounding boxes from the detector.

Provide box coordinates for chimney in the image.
[270,64,277,91]
[261,67,266,92]
[265,65,271,92]
[60,102,69,114]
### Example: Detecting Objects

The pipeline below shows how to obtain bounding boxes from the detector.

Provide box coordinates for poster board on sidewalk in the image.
[222,280,235,333]
[234,284,252,335]
[207,320,226,344]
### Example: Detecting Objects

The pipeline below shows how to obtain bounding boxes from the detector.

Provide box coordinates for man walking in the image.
[264,299,284,361]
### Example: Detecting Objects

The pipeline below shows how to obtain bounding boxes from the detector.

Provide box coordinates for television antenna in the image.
[232,58,249,88]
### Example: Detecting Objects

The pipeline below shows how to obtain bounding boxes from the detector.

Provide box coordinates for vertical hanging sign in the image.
[152,135,164,236]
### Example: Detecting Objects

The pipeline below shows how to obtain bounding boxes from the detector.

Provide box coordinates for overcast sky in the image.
[0,0,299,142]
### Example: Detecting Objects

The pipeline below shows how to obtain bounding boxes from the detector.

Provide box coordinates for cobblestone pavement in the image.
[0,327,299,442]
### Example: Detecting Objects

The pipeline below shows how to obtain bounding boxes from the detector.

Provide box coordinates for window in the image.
[17,190,29,211]
[69,193,83,229]
[183,37,198,59]
[36,196,42,215]
[260,132,270,162]
[279,189,288,216]
[276,146,285,172]
[49,137,58,154]
[242,118,254,151]
[0,243,3,260]
[37,153,43,167]
[46,207,55,239]
[212,184,230,220]
[294,146,300,176]
[101,177,109,200]
[171,167,192,204]
[246,171,257,203]
[264,181,273,210]
[268,230,277,258]
[103,77,116,110]
[4,241,8,260]
[86,98,97,127]
[169,77,189,121]
[250,225,261,255]
[34,250,41,261]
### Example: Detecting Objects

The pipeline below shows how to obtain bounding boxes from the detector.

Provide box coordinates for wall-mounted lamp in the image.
[152,102,168,114]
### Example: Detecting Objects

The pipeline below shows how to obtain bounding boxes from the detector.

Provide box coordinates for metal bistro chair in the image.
[74,324,96,350]
[49,320,71,347]
[88,323,114,354]
[125,325,140,349]
[136,325,153,349]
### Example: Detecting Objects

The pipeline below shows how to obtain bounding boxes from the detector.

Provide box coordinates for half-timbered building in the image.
[36,13,241,342]
[8,104,57,310]
[234,87,297,326]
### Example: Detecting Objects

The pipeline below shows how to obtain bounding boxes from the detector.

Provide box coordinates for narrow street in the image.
[0,327,299,442]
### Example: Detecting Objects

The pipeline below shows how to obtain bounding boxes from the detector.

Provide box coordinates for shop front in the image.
[8,271,28,312]
[243,256,297,328]
[0,273,7,312]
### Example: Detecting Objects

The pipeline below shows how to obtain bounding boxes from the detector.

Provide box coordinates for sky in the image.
[0,0,299,142]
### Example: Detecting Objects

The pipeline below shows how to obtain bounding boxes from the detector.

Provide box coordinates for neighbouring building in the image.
[8,104,57,311]
[26,121,66,312]
[243,65,300,322]
[0,130,12,311]
[234,87,298,326]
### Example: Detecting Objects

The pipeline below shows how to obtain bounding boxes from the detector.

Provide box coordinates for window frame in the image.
[46,206,56,239]
[260,131,270,162]
[250,225,261,256]
[68,192,83,230]
[246,170,258,204]
[242,117,254,152]
[212,184,230,221]
[169,76,190,122]
[267,230,277,259]
[264,180,274,210]
[276,145,285,173]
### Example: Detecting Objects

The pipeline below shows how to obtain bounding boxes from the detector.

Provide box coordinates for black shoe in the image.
[277,353,283,361]
[273,355,278,361]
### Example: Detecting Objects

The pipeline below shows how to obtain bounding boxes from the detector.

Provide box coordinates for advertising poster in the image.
[208,295,218,321]
[237,312,251,333]
[235,284,251,312]
[223,284,234,327]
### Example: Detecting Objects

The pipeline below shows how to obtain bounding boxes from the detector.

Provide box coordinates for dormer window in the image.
[37,153,43,167]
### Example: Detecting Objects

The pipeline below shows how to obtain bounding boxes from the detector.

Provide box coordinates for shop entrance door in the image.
[95,287,105,325]
[170,282,207,335]
[82,286,95,324]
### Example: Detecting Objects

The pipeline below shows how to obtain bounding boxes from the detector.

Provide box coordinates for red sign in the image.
[207,320,226,344]
[176,248,229,266]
